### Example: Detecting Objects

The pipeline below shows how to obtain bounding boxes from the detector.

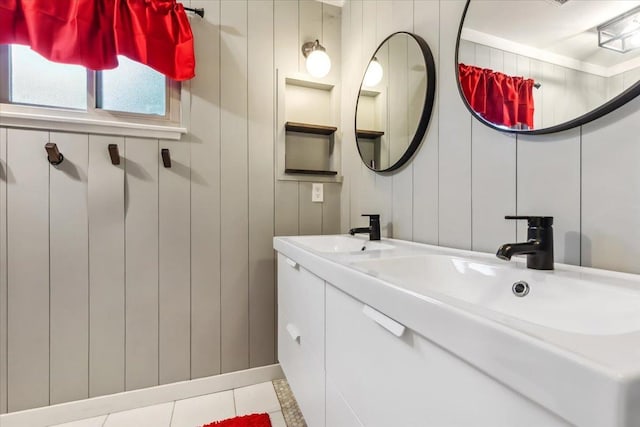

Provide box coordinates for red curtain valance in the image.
[459,63,534,129]
[0,0,195,81]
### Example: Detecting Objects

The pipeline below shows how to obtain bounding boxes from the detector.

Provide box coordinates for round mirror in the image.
[355,32,436,172]
[456,0,640,134]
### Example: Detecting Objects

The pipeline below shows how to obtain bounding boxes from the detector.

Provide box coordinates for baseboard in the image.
[0,364,284,427]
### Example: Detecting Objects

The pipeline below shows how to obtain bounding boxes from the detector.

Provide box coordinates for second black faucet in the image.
[496,216,554,270]
[349,214,381,241]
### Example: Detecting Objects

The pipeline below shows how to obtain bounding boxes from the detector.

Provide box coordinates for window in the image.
[0,44,183,139]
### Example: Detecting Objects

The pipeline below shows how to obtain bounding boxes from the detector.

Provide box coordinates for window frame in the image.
[0,45,186,140]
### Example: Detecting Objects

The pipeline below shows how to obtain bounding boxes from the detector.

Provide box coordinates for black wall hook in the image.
[108,144,120,165]
[45,143,64,165]
[161,148,171,168]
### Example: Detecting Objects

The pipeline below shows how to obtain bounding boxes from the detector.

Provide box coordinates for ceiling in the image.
[463,0,640,68]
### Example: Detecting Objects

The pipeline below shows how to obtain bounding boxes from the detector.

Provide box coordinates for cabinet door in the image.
[277,254,325,427]
[325,285,568,427]
[326,378,363,427]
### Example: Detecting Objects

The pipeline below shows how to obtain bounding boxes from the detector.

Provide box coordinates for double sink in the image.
[275,233,640,427]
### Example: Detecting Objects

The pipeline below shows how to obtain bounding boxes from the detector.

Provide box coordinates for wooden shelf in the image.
[285,168,338,176]
[285,122,337,136]
[356,129,385,139]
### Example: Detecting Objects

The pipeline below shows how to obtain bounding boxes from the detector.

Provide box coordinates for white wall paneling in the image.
[158,139,191,385]
[411,0,439,245]
[299,182,323,235]
[517,130,581,265]
[220,0,250,374]
[124,138,160,390]
[248,0,276,368]
[48,132,89,405]
[189,0,222,380]
[582,97,640,273]
[7,129,50,411]
[471,121,516,253]
[0,128,7,414]
[88,134,126,398]
[389,0,415,242]
[437,0,472,249]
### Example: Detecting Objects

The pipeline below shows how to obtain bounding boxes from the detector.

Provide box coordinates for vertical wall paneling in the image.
[48,132,89,404]
[471,120,517,253]
[357,2,379,222]
[517,130,581,265]
[322,183,341,235]
[299,182,323,235]
[159,139,191,384]
[299,0,322,74]
[275,0,301,238]
[124,138,159,390]
[88,134,125,398]
[220,0,249,373]
[372,1,394,235]
[389,0,415,241]
[275,181,299,236]
[248,0,276,368]
[189,0,222,379]
[6,129,50,411]
[338,0,353,233]
[345,0,363,229]
[0,128,7,414]
[438,0,472,249]
[411,0,439,245]
[582,97,640,273]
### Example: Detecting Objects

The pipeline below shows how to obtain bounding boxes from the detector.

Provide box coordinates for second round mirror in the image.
[355,32,436,172]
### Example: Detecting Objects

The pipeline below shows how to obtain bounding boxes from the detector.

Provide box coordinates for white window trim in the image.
[0,105,187,140]
[0,45,187,140]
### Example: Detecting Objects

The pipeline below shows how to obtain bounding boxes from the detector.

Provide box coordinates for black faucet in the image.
[349,214,381,241]
[496,216,554,270]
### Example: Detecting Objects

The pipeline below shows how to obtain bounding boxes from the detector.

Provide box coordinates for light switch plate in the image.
[312,183,323,202]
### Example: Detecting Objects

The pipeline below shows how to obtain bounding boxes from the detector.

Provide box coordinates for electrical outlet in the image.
[312,183,323,202]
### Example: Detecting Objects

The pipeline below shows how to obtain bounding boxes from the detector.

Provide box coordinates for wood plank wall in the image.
[0,0,342,413]
[341,0,640,274]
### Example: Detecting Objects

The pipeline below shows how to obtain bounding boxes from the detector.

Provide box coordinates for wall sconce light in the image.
[598,5,640,53]
[363,57,383,87]
[302,39,331,78]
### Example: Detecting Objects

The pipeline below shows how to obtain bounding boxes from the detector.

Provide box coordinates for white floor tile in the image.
[233,382,281,416]
[49,415,108,427]
[171,390,235,427]
[269,411,286,427]
[104,402,174,427]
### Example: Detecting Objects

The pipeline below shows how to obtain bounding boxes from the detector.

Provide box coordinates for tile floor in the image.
[49,381,286,427]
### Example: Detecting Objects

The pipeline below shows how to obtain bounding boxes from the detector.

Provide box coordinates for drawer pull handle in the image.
[362,305,406,337]
[286,323,300,342]
[285,258,298,269]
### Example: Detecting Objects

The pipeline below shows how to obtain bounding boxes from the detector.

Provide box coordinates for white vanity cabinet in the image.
[324,286,566,427]
[277,254,325,427]
[278,256,567,427]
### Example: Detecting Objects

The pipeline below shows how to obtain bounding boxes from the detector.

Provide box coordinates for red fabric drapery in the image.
[0,0,195,81]
[459,63,534,129]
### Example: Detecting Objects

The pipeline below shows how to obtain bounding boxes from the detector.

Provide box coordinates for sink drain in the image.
[512,281,530,297]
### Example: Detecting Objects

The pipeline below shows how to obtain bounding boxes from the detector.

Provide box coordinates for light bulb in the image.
[363,58,383,87]
[306,49,331,78]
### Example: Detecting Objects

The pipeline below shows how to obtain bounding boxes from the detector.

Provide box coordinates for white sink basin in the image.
[274,235,640,426]
[350,254,640,335]
[289,235,394,253]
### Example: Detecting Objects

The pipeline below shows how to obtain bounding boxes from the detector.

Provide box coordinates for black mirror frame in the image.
[455,0,640,135]
[355,31,436,173]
